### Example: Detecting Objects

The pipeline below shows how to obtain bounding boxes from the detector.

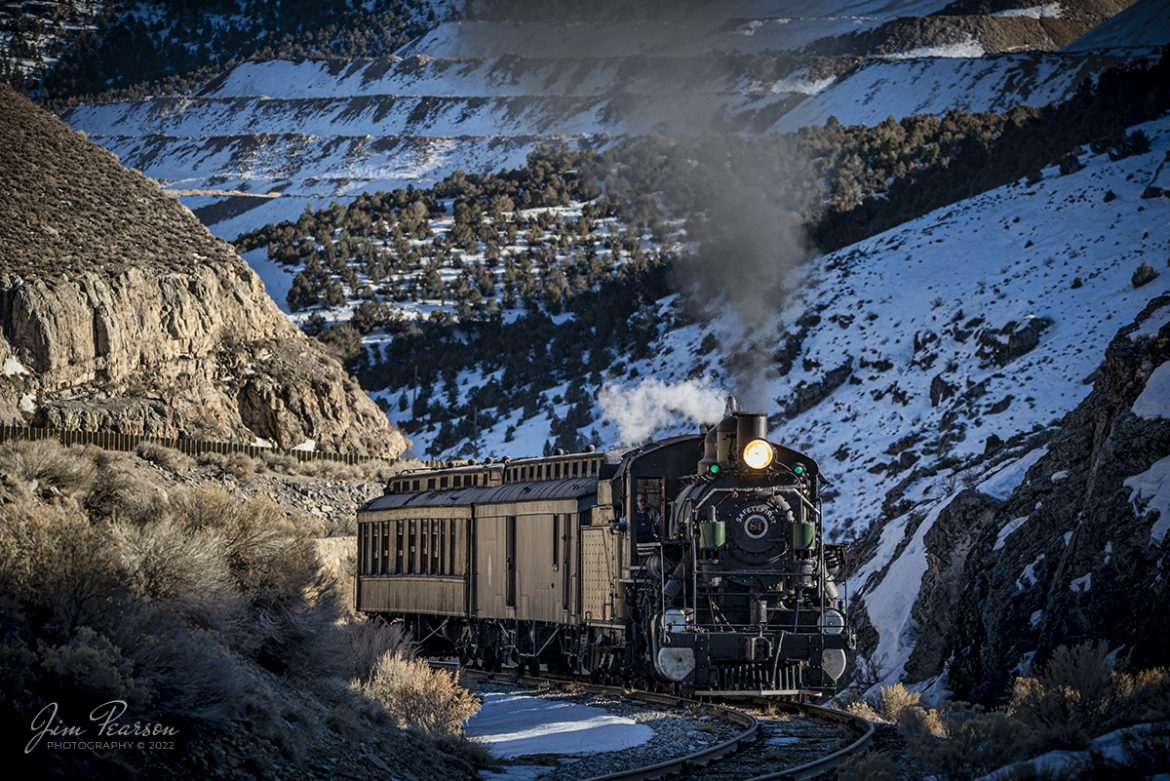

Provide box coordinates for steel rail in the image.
[433,662,873,780]
[743,698,875,781]
[433,663,758,781]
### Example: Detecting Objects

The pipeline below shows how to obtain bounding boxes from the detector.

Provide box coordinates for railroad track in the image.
[434,663,873,781]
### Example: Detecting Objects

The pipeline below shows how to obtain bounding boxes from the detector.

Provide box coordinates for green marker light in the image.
[794,465,805,476]
[709,464,720,475]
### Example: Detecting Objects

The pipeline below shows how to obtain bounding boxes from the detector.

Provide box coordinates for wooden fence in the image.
[0,424,381,465]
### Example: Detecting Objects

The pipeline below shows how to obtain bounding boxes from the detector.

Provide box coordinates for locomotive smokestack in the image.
[734,412,767,448]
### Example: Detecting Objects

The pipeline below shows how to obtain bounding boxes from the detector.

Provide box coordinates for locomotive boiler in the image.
[355,403,852,696]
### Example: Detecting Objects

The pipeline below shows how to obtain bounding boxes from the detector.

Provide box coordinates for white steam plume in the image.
[599,378,725,445]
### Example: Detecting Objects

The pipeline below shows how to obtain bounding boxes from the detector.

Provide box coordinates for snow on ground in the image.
[884,36,986,60]
[2,356,29,377]
[773,50,1138,131]
[466,691,653,759]
[853,489,958,688]
[1131,360,1170,419]
[992,3,1063,19]
[1124,454,1170,545]
[60,0,1028,242]
[993,516,1031,551]
[978,447,1049,501]
[241,248,296,313]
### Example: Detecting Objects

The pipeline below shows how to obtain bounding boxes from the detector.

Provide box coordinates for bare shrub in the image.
[111,514,245,633]
[143,487,336,676]
[1108,666,1170,729]
[914,706,1038,780]
[837,748,905,781]
[195,450,227,468]
[1,439,97,497]
[134,441,193,471]
[38,626,146,708]
[310,459,362,481]
[0,500,123,630]
[845,699,885,722]
[360,458,410,483]
[224,452,257,477]
[433,732,497,772]
[86,451,162,520]
[880,682,922,724]
[361,654,480,737]
[1009,641,1113,746]
[346,619,417,682]
[899,703,947,739]
[263,452,299,474]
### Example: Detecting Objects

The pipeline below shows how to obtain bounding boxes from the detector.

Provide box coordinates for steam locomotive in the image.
[355,403,852,696]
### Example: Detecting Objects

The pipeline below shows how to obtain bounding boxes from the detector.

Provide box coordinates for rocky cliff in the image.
[859,294,1170,701]
[0,85,406,457]
[944,296,1170,700]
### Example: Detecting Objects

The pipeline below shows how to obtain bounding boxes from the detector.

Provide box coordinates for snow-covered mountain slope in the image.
[384,113,1169,689]
[59,1,1141,242]
[1063,0,1170,51]
[772,50,1136,130]
[770,116,1170,689]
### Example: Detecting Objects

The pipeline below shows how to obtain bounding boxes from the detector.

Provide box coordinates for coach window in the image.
[369,524,378,576]
[360,524,369,575]
[448,520,457,575]
[425,521,435,577]
[431,519,441,574]
[380,522,390,576]
[552,514,560,569]
[395,522,404,574]
[407,520,416,574]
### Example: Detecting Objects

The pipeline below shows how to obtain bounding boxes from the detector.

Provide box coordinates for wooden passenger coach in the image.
[356,453,629,669]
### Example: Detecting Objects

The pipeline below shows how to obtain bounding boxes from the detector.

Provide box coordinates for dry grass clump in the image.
[0,439,484,779]
[881,682,924,724]
[0,438,98,497]
[1008,642,1170,746]
[845,643,1170,780]
[224,451,258,477]
[134,440,194,471]
[347,618,418,681]
[361,654,480,738]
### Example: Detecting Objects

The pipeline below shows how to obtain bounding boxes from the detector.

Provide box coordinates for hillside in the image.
[1064,0,1170,51]
[2,0,436,96]
[55,0,1148,242]
[0,84,405,457]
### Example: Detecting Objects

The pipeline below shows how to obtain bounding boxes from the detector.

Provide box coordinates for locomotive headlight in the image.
[742,439,774,470]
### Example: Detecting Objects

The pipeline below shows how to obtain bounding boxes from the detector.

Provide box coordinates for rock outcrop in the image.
[877,295,1170,701]
[0,85,405,457]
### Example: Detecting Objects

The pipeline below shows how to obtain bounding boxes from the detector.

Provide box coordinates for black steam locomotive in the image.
[355,404,852,696]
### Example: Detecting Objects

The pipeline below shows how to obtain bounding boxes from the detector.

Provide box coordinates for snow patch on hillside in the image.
[979,447,1048,501]
[774,51,1136,131]
[1131,361,1170,419]
[993,4,1063,19]
[1124,455,1170,545]
[885,37,985,60]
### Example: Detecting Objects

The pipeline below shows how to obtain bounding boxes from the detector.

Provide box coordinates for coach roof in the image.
[359,476,599,512]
